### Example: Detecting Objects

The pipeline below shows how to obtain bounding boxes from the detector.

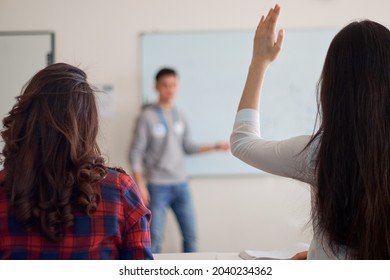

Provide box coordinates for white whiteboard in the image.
[141,29,337,176]
[0,32,54,166]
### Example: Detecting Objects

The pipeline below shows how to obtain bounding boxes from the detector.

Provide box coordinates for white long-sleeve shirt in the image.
[230,108,347,259]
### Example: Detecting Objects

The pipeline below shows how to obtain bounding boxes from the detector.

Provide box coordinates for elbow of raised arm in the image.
[229,132,241,159]
[230,129,261,161]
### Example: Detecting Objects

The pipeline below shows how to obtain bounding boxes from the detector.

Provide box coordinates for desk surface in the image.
[153,252,242,260]
[153,243,310,260]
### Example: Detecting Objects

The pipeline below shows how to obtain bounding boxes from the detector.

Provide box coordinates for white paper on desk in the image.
[239,242,310,260]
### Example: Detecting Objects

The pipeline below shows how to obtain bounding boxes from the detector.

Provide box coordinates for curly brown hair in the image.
[0,63,107,242]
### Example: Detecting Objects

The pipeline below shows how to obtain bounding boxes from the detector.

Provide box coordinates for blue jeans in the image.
[148,182,197,253]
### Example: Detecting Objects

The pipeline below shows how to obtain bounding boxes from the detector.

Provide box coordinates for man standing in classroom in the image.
[129,68,229,253]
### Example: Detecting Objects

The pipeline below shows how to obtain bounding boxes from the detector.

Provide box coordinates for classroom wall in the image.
[1,0,389,253]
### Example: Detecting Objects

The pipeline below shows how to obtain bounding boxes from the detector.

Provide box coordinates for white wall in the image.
[1,0,389,253]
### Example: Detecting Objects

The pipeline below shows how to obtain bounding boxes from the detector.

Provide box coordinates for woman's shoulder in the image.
[100,167,135,190]
[100,168,143,203]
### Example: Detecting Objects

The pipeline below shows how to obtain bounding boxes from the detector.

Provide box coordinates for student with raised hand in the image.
[230,4,390,259]
[0,63,153,259]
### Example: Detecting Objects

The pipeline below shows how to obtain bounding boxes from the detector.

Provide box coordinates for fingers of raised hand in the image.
[274,28,284,51]
[266,4,281,32]
[253,5,283,62]
[259,15,265,26]
[257,5,281,37]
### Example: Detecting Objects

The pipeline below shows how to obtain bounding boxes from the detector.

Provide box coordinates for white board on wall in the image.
[141,29,337,176]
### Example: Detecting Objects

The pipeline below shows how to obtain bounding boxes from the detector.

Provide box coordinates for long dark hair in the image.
[0,63,107,242]
[309,21,390,259]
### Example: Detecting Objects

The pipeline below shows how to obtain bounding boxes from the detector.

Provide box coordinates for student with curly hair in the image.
[0,63,153,259]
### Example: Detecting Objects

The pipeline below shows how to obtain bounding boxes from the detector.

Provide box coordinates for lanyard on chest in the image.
[156,105,179,131]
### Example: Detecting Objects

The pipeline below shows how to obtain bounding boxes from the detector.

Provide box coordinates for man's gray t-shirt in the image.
[129,104,200,184]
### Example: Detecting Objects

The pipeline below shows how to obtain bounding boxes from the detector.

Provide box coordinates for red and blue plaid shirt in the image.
[0,168,153,260]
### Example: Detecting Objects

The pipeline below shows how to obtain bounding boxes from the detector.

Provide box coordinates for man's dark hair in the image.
[155,68,177,82]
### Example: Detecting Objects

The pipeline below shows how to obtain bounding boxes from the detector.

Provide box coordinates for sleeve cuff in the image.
[235,108,259,124]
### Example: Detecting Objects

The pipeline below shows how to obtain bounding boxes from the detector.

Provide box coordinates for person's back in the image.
[0,168,152,259]
[306,19,390,259]
[0,63,153,259]
[230,5,390,259]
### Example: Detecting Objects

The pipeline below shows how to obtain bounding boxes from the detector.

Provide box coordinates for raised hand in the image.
[237,4,284,111]
[252,4,284,65]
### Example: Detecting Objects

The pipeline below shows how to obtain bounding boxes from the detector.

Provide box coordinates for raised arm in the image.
[238,4,284,111]
[231,5,315,184]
